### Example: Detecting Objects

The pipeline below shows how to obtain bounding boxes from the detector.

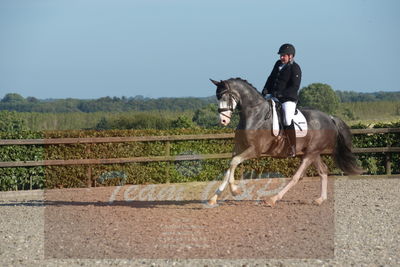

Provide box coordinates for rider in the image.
[262,43,302,157]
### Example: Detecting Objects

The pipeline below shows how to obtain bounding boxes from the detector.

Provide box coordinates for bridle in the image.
[216,80,269,121]
[216,82,240,119]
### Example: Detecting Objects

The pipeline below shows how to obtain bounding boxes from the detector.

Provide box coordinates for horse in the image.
[208,78,363,206]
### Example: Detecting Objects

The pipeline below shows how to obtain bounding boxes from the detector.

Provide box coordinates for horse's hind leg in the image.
[266,155,314,206]
[313,155,328,205]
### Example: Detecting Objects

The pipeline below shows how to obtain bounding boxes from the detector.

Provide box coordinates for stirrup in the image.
[287,145,296,157]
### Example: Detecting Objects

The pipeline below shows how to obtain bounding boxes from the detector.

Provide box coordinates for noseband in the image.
[217,82,240,118]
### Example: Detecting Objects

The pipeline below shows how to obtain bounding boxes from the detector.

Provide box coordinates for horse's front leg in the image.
[208,147,255,206]
[207,169,232,206]
[228,156,242,196]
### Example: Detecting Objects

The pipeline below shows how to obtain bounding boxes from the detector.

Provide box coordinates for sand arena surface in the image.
[44,178,334,259]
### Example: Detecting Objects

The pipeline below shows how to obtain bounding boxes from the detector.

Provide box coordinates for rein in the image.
[264,100,272,120]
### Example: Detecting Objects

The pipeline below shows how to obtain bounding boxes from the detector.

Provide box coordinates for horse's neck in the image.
[230,83,272,128]
[238,100,272,130]
[235,86,264,107]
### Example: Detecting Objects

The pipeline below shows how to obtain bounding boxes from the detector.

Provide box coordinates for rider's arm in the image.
[285,63,302,100]
[262,60,280,96]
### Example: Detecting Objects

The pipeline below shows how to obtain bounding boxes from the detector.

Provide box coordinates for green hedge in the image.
[0,122,399,191]
[43,128,234,188]
[351,121,400,175]
[0,131,44,190]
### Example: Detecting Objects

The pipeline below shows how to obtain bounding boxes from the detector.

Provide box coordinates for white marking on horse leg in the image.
[314,156,328,205]
[208,170,230,206]
[218,181,228,193]
[230,155,243,167]
[229,178,241,196]
[268,157,313,205]
[210,146,255,204]
[218,170,231,192]
[228,155,244,195]
[208,194,218,206]
[227,147,256,197]
[314,173,328,206]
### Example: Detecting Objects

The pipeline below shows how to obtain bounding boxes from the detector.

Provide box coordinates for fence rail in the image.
[0,133,235,145]
[1,128,399,146]
[0,128,399,174]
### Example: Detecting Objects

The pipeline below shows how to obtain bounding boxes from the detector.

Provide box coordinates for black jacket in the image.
[262,60,302,102]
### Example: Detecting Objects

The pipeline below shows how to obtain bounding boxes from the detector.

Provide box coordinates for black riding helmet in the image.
[278,43,295,56]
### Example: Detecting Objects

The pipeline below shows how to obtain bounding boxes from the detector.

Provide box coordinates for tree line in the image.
[1,89,400,114]
[0,93,215,113]
[336,90,400,102]
[1,83,399,131]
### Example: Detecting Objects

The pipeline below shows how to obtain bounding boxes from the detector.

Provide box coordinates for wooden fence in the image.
[0,128,399,175]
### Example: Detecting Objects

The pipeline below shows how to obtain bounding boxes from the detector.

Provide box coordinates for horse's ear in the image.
[210,79,221,86]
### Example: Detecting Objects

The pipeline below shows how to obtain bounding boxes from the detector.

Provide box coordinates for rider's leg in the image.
[282,101,297,157]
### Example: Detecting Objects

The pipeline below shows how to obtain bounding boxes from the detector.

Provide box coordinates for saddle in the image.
[270,99,308,138]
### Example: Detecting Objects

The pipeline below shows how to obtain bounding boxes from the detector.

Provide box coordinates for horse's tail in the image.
[331,117,364,175]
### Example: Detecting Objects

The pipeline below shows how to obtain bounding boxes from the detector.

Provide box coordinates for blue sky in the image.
[1,0,399,99]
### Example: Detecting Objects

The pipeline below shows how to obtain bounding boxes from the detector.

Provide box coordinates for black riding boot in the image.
[284,122,296,157]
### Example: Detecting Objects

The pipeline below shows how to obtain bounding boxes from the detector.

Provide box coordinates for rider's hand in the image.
[264,94,272,100]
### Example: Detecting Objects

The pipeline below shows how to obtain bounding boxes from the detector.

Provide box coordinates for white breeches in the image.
[282,101,296,126]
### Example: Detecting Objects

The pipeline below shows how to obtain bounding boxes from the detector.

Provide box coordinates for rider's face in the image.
[280,54,292,64]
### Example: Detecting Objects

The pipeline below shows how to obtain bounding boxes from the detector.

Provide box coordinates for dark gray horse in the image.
[209,78,363,206]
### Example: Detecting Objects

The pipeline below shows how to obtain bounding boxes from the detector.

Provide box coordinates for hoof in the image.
[208,195,218,206]
[313,197,326,206]
[208,199,217,206]
[263,196,277,207]
[231,188,242,197]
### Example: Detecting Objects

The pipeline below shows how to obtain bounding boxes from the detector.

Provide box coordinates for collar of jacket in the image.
[280,59,294,69]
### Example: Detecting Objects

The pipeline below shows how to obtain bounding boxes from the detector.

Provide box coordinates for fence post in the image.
[165,141,171,183]
[165,141,171,156]
[385,152,392,175]
[86,144,92,187]
[87,165,92,187]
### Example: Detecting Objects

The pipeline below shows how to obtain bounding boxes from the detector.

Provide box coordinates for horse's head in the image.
[210,79,239,126]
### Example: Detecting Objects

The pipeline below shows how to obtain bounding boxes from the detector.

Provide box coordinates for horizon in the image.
[2,88,400,101]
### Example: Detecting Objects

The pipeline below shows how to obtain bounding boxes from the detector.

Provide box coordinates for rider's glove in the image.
[264,94,272,100]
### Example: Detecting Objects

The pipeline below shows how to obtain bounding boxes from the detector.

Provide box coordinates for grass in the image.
[16,100,400,131]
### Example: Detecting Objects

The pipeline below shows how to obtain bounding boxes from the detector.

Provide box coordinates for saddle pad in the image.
[293,110,308,137]
[271,100,308,138]
[271,100,280,136]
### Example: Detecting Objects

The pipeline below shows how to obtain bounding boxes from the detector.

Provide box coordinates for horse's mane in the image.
[226,78,261,94]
